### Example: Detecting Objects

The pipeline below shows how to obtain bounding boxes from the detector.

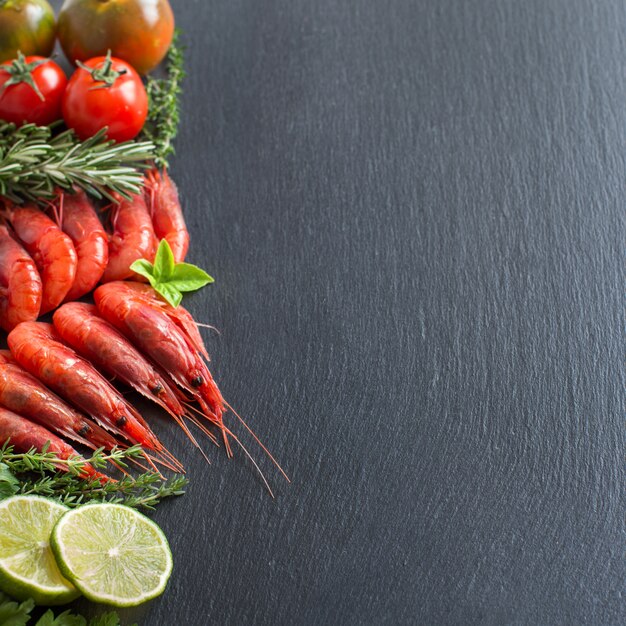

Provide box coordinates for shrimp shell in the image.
[94,282,223,414]
[94,282,227,451]
[0,225,42,332]
[101,193,156,283]
[7,322,181,471]
[0,405,105,480]
[0,350,118,451]
[53,303,185,420]
[59,190,109,302]
[145,168,190,263]
[6,204,77,314]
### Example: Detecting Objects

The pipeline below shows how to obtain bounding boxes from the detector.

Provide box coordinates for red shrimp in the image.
[58,189,109,302]
[4,204,77,314]
[108,281,209,359]
[94,281,225,425]
[0,406,106,480]
[0,225,42,332]
[95,282,289,490]
[101,192,156,283]
[7,322,181,473]
[52,302,211,447]
[0,350,118,451]
[145,168,190,263]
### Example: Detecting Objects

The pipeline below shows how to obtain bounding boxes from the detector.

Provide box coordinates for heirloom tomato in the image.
[58,0,175,75]
[0,0,56,63]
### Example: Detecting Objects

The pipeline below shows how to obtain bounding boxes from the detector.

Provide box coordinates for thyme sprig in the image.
[0,123,155,204]
[0,443,187,511]
[142,29,185,168]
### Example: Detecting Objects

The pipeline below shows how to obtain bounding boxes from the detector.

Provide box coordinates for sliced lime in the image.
[51,503,173,607]
[0,495,80,605]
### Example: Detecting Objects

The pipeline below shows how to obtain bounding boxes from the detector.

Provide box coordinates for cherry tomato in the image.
[62,54,148,143]
[0,0,56,64]
[58,0,174,75]
[0,54,67,126]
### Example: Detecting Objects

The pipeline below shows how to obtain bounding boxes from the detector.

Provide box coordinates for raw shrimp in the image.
[101,192,156,283]
[0,406,105,480]
[0,350,118,451]
[58,190,109,302]
[7,322,181,472]
[0,225,42,332]
[4,203,77,314]
[95,282,289,489]
[94,281,227,447]
[107,280,209,359]
[53,302,214,459]
[145,168,190,263]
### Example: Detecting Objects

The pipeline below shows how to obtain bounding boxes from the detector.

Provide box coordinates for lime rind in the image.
[0,495,79,605]
[51,502,173,608]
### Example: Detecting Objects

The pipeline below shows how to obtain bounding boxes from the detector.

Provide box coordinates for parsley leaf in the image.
[130,239,214,308]
[0,592,34,626]
[88,612,136,626]
[35,609,86,626]
[0,463,19,500]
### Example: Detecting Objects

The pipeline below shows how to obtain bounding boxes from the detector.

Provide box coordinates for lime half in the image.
[51,503,173,607]
[0,495,79,605]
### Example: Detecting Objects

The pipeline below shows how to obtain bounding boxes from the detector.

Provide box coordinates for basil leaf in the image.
[167,263,214,292]
[152,239,175,282]
[155,282,183,308]
[129,259,156,283]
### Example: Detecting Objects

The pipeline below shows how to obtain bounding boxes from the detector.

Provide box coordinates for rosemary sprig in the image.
[0,123,155,204]
[0,443,187,511]
[142,29,185,168]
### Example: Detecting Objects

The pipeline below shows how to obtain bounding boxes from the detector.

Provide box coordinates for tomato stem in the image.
[76,50,127,90]
[0,52,47,101]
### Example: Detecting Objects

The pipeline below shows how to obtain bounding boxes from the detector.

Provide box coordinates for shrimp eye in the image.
[191,376,203,388]
[151,384,163,395]
[77,424,91,437]
[116,416,127,428]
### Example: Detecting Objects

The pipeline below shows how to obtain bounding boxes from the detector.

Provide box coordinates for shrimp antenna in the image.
[224,400,290,483]
[195,322,221,335]
[155,444,185,473]
[183,402,220,446]
[171,413,212,465]
[225,426,275,498]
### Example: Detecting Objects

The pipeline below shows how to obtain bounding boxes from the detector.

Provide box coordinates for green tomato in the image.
[0,0,56,64]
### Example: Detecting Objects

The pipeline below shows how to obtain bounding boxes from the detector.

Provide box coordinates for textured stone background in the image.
[43,1,626,624]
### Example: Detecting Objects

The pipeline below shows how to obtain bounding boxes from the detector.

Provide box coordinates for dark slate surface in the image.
[40,0,625,624]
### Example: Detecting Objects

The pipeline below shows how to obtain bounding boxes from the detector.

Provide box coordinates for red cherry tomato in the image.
[0,54,67,126]
[62,53,148,142]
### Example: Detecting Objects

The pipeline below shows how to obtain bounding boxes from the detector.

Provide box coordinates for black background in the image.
[37,0,626,624]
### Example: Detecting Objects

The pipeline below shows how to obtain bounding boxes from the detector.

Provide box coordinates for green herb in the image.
[0,593,135,626]
[0,443,187,511]
[0,592,33,626]
[35,609,86,626]
[0,123,154,204]
[142,29,185,168]
[131,239,214,307]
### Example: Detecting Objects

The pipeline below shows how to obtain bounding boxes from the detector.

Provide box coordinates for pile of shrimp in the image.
[0,169,286,491]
